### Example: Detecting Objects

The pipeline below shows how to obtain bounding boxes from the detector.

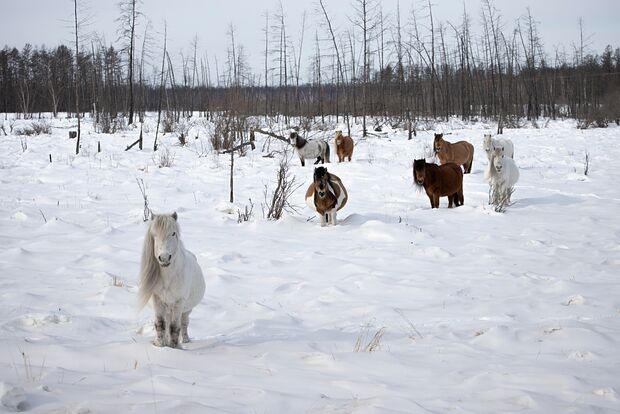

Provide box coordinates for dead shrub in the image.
[153,147,175,168]
[262,150,302,220]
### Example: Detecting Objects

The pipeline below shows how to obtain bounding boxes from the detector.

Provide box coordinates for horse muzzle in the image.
[158,254,172,267]
[318,191,326,198]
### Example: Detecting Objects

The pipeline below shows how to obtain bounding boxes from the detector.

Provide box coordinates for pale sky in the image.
[1,0,618,83]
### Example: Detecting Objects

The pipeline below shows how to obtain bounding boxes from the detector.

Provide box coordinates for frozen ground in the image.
[0,114,619,413]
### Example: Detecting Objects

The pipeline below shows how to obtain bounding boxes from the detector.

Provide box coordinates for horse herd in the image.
[138,128,520,348]
[296,129,520,225]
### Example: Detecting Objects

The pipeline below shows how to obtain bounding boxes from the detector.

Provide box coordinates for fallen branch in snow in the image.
[220,140,256,154]
[253,128,289,144]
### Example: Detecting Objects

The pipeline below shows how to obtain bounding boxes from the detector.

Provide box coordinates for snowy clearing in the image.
[1,115,619,413]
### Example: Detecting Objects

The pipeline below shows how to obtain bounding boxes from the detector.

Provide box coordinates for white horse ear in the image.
[172,212,178,221]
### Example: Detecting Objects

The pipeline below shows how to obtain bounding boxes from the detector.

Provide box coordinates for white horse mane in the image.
[137,214,180,310]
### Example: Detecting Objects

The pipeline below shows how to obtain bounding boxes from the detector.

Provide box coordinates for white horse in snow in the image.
[483,133,514,160]
[138,212,205,348]
[290,131,330,166]
[485,150,519,206]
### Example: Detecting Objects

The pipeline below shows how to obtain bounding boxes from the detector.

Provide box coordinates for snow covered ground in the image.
[0,114,619,413]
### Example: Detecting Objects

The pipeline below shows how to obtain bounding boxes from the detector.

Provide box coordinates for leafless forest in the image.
[1,0,619,137]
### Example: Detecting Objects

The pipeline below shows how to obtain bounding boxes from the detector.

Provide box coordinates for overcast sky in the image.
[1,0,618,82]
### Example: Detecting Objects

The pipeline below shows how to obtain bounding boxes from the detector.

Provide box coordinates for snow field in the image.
[0,115,619,413]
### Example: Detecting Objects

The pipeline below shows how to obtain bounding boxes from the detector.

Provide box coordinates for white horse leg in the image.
[491,184,498,205]
[152,295,167,347]
[168,300,184,348]
[181,310,191,343]
[329,209,337,225]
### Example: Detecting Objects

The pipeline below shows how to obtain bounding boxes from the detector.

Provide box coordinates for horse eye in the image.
[172,232,176,237]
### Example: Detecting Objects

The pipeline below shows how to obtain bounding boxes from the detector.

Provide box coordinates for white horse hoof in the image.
[152,339,164,347]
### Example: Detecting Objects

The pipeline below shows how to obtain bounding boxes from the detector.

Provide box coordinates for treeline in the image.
[1,0,620,132]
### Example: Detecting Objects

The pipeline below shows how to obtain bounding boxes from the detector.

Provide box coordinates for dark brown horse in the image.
[413,159,464,208]
[305,167,348,226]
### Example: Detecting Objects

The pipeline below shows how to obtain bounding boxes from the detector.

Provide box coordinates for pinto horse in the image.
[413,159,464,209]
[305,166,348,226]
[433,133,474,174]
[290,131,330,166]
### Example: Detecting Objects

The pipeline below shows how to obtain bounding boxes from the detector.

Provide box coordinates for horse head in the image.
[483,134,493,153]
[313,166,330,198]
[413,159,427,186]
[493,153,506,173]
[290,131,305,148]
[335,130,343,145]
[150,212,180,267]
[433,133,444,154]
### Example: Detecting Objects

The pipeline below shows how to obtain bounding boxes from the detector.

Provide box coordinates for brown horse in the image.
[305,167,348,226]
[433,133,474,174]
[334,130,354,162]
[413,159,464,209]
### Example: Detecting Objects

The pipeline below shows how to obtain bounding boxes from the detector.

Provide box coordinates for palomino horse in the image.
[290,131,330,166]
[138,212,206,348]
[334,130,354,162]
[413,159,464,208]
[483,133,514,160]
[485,149,519,206]
[305,166,348,226]
[433,133,474,173]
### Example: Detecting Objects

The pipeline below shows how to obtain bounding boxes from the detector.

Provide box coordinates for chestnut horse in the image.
[433,133,474,174]
[305,166,348,226]
[334,130,354,162]
[413,159,464,209]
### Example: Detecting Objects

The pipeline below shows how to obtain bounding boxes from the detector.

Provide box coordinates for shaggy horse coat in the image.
[334,130,354,162]
[485,150,519,205]
[305,167,348,226]
[290,131,330,166]
[138,213,205,348]
[433,133,475,174]
[483,133,514,160]
[414,159,464,208]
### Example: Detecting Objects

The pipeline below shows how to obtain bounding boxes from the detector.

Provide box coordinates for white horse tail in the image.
[137,230,160,310]
[324,141,331,163]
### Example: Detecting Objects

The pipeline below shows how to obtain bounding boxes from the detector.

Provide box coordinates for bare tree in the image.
[154,22,167,151]
[117,0,140,125]
[351,0,379,136]
[73,0,81,155]
[317,0,351,135]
